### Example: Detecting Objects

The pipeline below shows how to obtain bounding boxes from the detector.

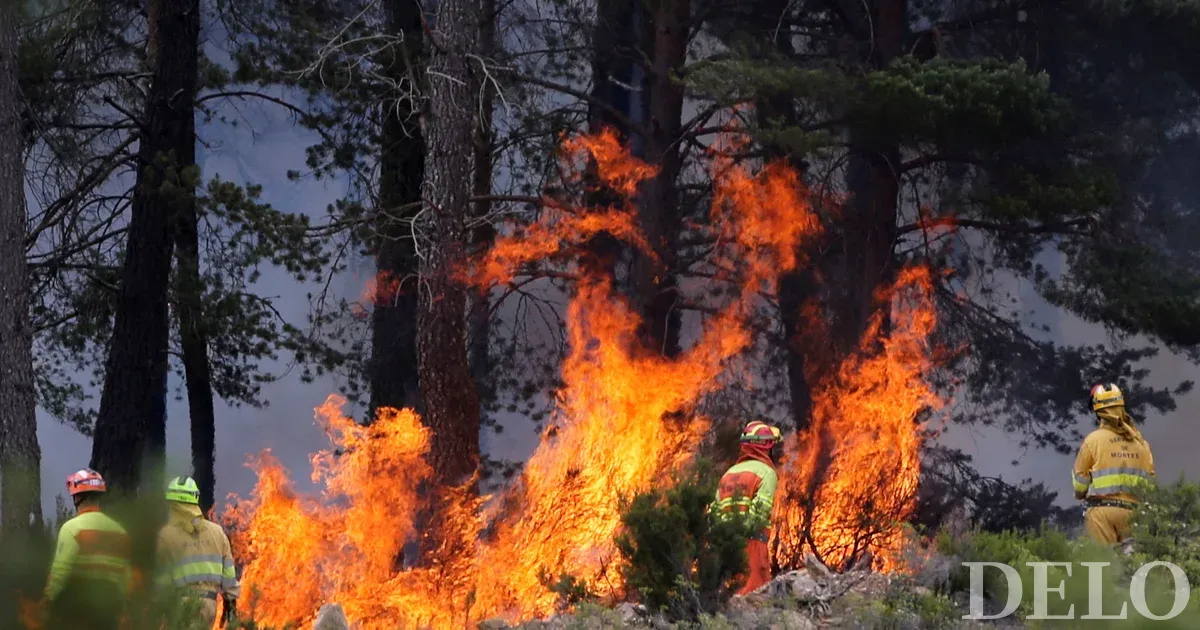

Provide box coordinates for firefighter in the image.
[43,468,132,630]
[155,476,240,628]
[1073,383,1157,547]
[711,420,782,596]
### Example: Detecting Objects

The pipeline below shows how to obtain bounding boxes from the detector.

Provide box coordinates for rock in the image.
[759,569,821,601]
[477,618,511,630]
[313,603,350,630]
[803,554,834,580]
[615,602,645,624]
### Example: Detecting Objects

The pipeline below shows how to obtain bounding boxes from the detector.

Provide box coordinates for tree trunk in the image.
[91,0,199,494]
[629,0,689,357]
[417,0,483,491]
[175,196,216,514]
[829,0,906,355]
[582,0,643,281]
[778,270,818,429]
[746,0,820,431]
[171,5,215,507]
[469,0,497,404]
[369,0,425,421]
[834,147,900,353]
[0,2,44,537]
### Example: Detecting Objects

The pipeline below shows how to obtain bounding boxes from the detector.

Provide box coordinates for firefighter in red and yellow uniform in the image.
[711,420,781,595]
[43,468,132,630]
[1073,383,1157,546]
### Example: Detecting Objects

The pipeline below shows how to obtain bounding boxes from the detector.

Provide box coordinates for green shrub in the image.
[1128,474,1200,585]
[937,524,1200,628]
[852,586,959,630]
[613,457,753,621]
[937,526,1076,601]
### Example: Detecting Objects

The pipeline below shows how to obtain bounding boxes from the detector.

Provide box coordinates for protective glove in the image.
[221,595,237,626]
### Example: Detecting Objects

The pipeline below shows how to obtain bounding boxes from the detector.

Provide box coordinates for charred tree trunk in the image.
[583,0,644,281]
[369,0,425,421]
[0,4,44,536]
[778,270,818,429]
[91,0,199,493]
[469,0,497,407]
[835,147,899,353]
[589,0,640,135]
[417,0,483,491]
[829,0,906,356]
[629,0,689,357]
[785,1,907,561]
[747,0,820,431]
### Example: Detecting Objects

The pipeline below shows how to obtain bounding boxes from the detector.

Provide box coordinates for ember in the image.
[223,128,941,628]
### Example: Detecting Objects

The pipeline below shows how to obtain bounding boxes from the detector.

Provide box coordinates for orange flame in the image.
[223,400,435,627]
[362,270,403,307]
[773,266,940,572]
[466,129,658,287]
[225,126,940,628]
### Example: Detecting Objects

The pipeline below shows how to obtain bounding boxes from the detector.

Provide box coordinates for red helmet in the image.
[740,420,781,445]
[66,468,106,496]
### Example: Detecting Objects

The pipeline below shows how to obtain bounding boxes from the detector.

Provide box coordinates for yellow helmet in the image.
[165,476,201,504]
[1090,383,1124,411]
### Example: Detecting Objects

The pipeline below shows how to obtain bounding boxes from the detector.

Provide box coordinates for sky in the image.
[26,33,1200,525]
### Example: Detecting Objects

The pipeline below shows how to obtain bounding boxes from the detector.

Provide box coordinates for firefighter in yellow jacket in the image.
[711,420,781,595]
[43,468,133,630]
[155,476,240,628]
[1073,383,1157,546]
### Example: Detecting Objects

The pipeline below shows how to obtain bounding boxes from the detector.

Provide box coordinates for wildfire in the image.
[223,127,941,628]
[772,266,940,572]
[223,401,434,626]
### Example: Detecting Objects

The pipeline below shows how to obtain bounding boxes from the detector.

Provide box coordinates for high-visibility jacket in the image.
[44,505,133,603]
[711,457,778,532]
[1072,426,1156,505]
[155,502,240,598]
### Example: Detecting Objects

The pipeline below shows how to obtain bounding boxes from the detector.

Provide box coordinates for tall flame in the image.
[772,266,940,572]
[223,127,940,628]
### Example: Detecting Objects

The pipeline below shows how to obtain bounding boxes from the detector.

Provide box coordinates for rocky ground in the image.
[311,551,1024,630]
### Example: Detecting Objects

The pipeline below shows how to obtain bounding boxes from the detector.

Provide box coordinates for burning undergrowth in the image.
[222,128,943,629]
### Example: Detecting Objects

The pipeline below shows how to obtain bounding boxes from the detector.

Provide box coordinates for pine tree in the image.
[417,0,485,489]
[0,0,44,538]
[90,0,201,492]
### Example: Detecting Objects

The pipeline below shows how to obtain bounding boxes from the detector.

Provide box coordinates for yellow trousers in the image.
[1084,506,1133,545]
